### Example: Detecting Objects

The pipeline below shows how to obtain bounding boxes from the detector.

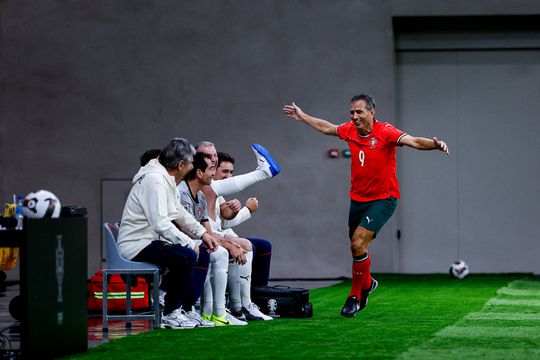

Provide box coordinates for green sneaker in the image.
[202,313,213,321]
[210,314,231,326]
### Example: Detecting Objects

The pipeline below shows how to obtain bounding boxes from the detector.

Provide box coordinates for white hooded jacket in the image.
[117,159,206,260]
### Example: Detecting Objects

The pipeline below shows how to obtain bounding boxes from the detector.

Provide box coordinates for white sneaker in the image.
[251,144,281,178]
[161,308,198,329]
[225,309,248,326]
[243,302,273,321]
[186,307,215,327]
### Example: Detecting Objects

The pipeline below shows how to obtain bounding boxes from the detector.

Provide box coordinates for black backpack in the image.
[252,285,313,318]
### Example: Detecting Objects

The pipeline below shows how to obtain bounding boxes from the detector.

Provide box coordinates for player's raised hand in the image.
[433,137,449,156]
[283,102,305,121]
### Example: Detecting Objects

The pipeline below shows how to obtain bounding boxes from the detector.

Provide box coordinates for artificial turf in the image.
[64,274,539,359]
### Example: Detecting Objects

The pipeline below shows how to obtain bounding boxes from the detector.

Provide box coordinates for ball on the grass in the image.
[449,260,469,279]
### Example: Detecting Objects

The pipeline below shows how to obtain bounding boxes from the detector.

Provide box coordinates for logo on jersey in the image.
[197,207,203,218]
[366,216,373,224]
[370,138,377,149]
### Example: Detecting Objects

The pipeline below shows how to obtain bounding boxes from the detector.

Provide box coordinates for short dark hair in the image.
[350,94,376,110]
[186,152,211,180]
[140,148,161,167]
[217,152,235,167]
[158,138,195,170]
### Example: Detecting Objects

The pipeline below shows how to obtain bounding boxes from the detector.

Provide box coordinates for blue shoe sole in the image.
[251,143,281,176]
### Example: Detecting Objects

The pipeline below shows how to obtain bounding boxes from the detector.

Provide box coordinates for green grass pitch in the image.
[65,274,540,359]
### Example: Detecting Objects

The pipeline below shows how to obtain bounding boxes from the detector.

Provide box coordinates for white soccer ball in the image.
[23,190,62,218]
[449,260,469,279]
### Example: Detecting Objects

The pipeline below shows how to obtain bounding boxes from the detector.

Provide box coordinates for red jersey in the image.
[337,120,406,202]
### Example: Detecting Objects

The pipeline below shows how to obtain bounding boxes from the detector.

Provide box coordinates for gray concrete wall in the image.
[1,0,539,279]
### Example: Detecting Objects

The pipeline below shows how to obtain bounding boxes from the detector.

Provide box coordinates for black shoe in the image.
[241,304,266,321]
[340,295,360,317]
[230,309,247,321]
[359,278,378,311]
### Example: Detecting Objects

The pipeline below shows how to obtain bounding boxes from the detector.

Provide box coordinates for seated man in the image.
[178,152,249,326]
[117,138,219,329]
[196,142,278,321]
[215,151,272,288]
[208,152,273,320]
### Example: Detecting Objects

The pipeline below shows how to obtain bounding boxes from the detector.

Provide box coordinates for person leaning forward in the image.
[117,137,220,329]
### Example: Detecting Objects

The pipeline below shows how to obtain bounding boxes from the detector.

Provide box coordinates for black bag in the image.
[60,206,87,217]
[252,285,313,318]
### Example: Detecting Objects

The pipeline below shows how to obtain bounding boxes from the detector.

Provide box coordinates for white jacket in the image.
[117,159,206,260]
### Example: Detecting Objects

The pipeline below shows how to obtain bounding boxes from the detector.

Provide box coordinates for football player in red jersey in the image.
[283,94,448,317]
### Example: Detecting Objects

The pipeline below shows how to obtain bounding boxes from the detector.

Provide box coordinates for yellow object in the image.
[0,247,18,271]
[3,203,15,217]
[1,203,19,270]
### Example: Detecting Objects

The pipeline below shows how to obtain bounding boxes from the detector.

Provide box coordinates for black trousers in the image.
[133,241,197,315]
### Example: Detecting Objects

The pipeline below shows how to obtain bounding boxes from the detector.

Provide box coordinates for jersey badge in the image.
[370,138,377,149]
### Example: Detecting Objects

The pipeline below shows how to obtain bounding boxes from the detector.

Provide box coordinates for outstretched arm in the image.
[283,102,339,136]
[399,135,449,155]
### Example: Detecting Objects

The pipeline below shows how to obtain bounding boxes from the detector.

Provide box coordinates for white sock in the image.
[227,262,241,312]
[210,170,267,196]
[202,267,213,316]
[211,247,229,317]
[239,251,253,307]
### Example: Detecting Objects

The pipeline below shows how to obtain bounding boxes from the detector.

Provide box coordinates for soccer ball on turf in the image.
[449,260,469,279]
[23,190,61,218]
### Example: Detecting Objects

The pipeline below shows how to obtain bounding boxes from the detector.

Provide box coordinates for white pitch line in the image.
[397,279,540,359]
[486,298,540,307]
[398,347,540,359]
[508,280,540,289]
[464,312,540,321]
[496,287,540,297]
[436,326,540,338]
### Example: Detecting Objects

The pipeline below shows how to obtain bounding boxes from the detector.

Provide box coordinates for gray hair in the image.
[350,94,376,111]
[159,138,195,169]
[195,141,215,150]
